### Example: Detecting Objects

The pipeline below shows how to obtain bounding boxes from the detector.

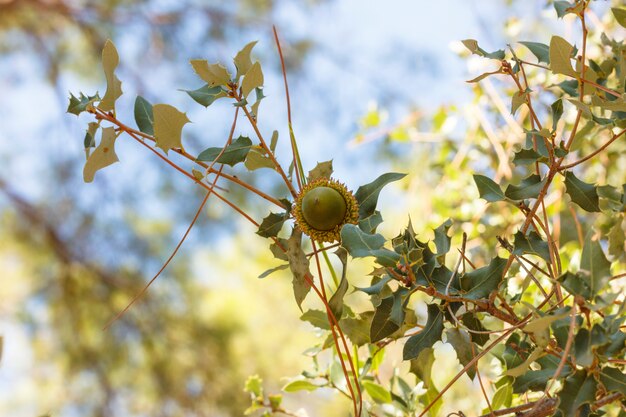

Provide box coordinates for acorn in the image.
[293,178,359,243]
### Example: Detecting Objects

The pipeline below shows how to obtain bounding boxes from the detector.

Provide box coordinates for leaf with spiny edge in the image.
[67,92,100,116]
[564,171,600,212]
[403,304,444,360]
[461,39,505,59]
[153,104,190,154]
[234,41,258,80]
[99,40,123,112]
[307,160,333,182]
[190,60,231,86]
[549,36,578,78]
[83,127,119,183]
[460,257,507,300]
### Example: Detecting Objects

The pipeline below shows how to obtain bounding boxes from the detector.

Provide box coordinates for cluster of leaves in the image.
[68,2,626,416]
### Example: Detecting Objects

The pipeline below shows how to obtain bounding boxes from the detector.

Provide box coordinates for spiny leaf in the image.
[244,374,263,397]
[580,232,612,299]
[99,40,123,111]
[234,40,258,80]
[287,229,311,309]
[513,148,544,166]
[549,36,578,78]
[557,371,598,416]
[307,160,333,182]
[256,211,288,238]
[300,309,330,330]
[196,135,253,166]
[358,211,383,234]
[409,347,435,383]
[505,174,546,201]
[511,90,528,115]
[460,257,507,300]
[403,304,444,360]
[599,367,626,395]
[513,230,551,262]
[134,96,154,135]
[339,316,371,346]
[153,104,190,154]
[461,39,505,59]
[564,171,600,212]
[328,248,349,319]
[241,61,264,98]
[519,41,550,64]
[340,224,400,267]
[67,92,100,116]
[354,172,406,219]
[473,174,505,202]
[433,218,452,256]
[184,84,227,107]
[551,98,564,131]
[190,60,231,86]
[83,127,119,183]
[245,147,275,171]
[445,328,476,379]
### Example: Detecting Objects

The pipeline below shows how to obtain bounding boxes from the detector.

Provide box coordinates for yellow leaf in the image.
[190,59,231,86]
[234,41,258,80]
[99,40,123,111]
[83,127,119,183]
[241,61,264,98]
[549,36,578,78]
[153,104,190,154]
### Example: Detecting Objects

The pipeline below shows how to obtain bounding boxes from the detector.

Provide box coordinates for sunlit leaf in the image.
[340,224,400,267]
[300,309,330,330]
[190,59,231,86]
[473,174,505,202]
[511,90,528,115]
[245,147,275,171]
[550,36,578,78]
[282,380,319,393]
[403,304,444,360]
[362,381,392,404]
[339,316,371,346]
[307,160,333,182]
[505,174,546,200]
[241,62,264,98]
[83,127,119,183]
[244,374,263,397]
[134,96,154,135]
[461,39,505,59]
[611,7,626,28]
[519,41,550,64]
[99,40,123,111]
[153,104,190,154]
[234,41,258,80]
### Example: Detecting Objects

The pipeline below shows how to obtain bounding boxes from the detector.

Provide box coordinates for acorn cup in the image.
[292,178,359,243]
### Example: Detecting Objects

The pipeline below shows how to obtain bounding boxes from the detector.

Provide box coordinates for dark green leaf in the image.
[83,122,99,150]
[287,229,311,309]
[513,230,551,262]
[256,211,288,238]
[599,367,626,395]
[574,325,610,368]
[445,328,476,379]
[354,173,406,219]
[473,174,505,202]
[358,210,383,234]
[270,239,289,261]
[196,135,253,166]
[307,160,333,182]
[460,257,507,300]
[328,248,349,319]
[513,148,544,166]
[433,219,452,256]
[403,304,444,360]
[519,41,550,64]
[340,224,400,267]
[67,92,100,116]
[552,98,564,131]
[358,276,391,295]
[580,232,612,299]
[134,96,154,135]
[557,371,598,417]
[409,347,435,383]
[505,174,546,200]
[258,264,289,279]
[370,295,401,342]
[462,313,490,346]
[300,309,330,330]
[184,84,226,107]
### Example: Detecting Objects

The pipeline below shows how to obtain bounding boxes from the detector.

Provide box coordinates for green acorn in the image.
[293,178,359,243]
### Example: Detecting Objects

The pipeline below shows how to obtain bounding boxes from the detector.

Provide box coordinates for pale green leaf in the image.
[241,61,264,98]
[83,127,119,183]
[549,36,578,78]
[153,104,190,154]
[190,60,231,86]
[99,40,123,111]
[245,147,275,171]
[234,41,258,80]
[282,380,319,393]
[362,381,392,404]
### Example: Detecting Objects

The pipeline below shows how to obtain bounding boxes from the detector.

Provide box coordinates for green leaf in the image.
[519,41,550,64]
[580,232,612,299]
[564,172,600,212]
[245,147,275,171]
[511,90,528,115]
[340,224,400,267]
[250,87,265,118]
[433,219,452,256]
[83,122,99,152]
[269,130,278,154]
[256,211,288,238]
[241,61,264,98]
[551,98,564,131]
[473,174,505,202]
[445,328,476,379]
[282,380,320,393]
[460,257,507,300]
[512,148,544,166]
[362,381,392,404]
[354,172,406,219]
[339,316,371,346]
[409,347,435,383]
[554,1,573,18]
[83,127,119,183]
[328,248,349,319]
[67,92,100,116]
[505,174,546,200]
[608,220,625,258]
[574,326,609,368]
[258,264,289,279]
[184,84,227,107]
[461,39,505,59]
[512,369,556,393]
[287,229,311,309]
[358,210,383,234]
[403,304,444,360]
[557,371,598,417]
[599,367,626,395]
[357,276,391,295]
[550,36,578,78]
[99,40,123,111]
[307,160,333,182]
[244,374,263,397]
[370,293,403,342]
[134,96,154,135]
[190,60,231,86]
[300,309,330,330]
[513,230,551,262]
[462,313,490,346]
[196,135,253,166]
[234,41,258,80]
[153,104,190,154]
[612,8,626,28]
[491,383,513,410]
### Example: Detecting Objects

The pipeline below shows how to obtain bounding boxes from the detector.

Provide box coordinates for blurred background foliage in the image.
[0,0,624,416]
